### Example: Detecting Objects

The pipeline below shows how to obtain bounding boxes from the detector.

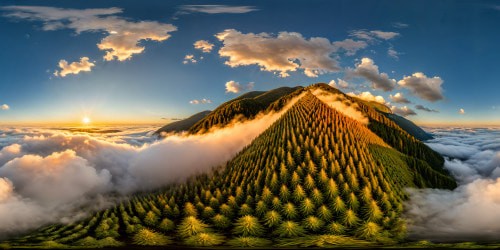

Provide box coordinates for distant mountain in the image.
[6,83,455,248]
[383,113,433,141]
[154,110,211,136]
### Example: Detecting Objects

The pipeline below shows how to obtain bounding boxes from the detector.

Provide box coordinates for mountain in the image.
[3,84,455,248]
[383,113,433,141]
[188,86,302,134]
[154,110,211,136]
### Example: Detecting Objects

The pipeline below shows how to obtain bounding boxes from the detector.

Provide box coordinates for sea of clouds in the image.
[0,95,303,238]
[406,127,500,242]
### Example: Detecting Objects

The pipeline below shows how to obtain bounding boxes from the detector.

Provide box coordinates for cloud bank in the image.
[313,89,368,124]
[406,127,500,241]
[0,95,303,236]
[348,91,386,104]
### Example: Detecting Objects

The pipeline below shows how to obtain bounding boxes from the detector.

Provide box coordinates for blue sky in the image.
[0,0,499,125]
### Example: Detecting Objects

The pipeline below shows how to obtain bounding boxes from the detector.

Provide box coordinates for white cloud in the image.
[390,105,416,117]
[183,54,197,64]
[53,57,95,77]
[313,89,368,124]
[189,99,212,104]
[388,47,399,59]
[348,91,386,104]
[194,40,215,53]
[216,29,340,78]
[459,108,466,115]
[389,92,411,103]
[1,104,9,110]
[392,22,409,28]
[398,72,444,102]
[0,178,14,202]
[332,39,367,55]
[370,30,399,40]
[225,80,254,93]
[351,57,396,91]
[2,6,177,61]
[178,5,257,14]
[350,30,400,41]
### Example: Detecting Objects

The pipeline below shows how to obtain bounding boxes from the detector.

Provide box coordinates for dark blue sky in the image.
[0,0,499,125]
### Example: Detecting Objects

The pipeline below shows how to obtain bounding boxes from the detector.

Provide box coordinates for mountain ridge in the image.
[2,83,456,248]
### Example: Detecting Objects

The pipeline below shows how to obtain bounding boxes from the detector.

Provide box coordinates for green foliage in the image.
[133,228,171,246]
[227,237,272,247]
[275,221,306,238]
[263,210,282,228]
[233,215,265,237]
[177,216,210,238]
[158,218,175,232]
[184,232,224,247]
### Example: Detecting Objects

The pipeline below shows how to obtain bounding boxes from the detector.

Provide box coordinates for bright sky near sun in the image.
[0,0,499,125]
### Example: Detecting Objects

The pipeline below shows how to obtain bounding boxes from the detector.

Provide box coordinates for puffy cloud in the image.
[53,57,95,77]
[225,80,254,93]
[0,178,14,202]
[216,29,340,77]
[1,104,9,110]
[390,105,416,117]
[389,92,410,103]
[332,39,367,55]
[459,108,466,115]
[350,30,399,40]
[415,104,438,112]
[2,6,177,61]
[177,5,257,14]
[398,72,444,102]
[194,40,215,53]
[348,91,386,104]
[0,150,110,205]
[351,58,396,91]
[189,99,212,104]
[183,54,197,64]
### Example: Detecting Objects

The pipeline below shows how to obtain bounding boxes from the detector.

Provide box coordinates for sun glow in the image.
[82,116,91,125]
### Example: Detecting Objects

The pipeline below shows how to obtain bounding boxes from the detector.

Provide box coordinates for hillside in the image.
[154,110,211,136]
[188,86,302,134]
[3,85,456,248]
[383,113,433,141]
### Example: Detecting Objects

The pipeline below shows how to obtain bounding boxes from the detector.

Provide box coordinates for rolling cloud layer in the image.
[0,96,302,237]
[406,127,500,241]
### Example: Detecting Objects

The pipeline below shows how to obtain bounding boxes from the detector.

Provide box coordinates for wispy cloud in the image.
[189,99,212,104]
[177,5,258,15]
[415,104,438,112]
[392,22,409,28]
[350,29,400,41]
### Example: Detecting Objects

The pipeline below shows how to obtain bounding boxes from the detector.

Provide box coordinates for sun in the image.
[82,116,91,125]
